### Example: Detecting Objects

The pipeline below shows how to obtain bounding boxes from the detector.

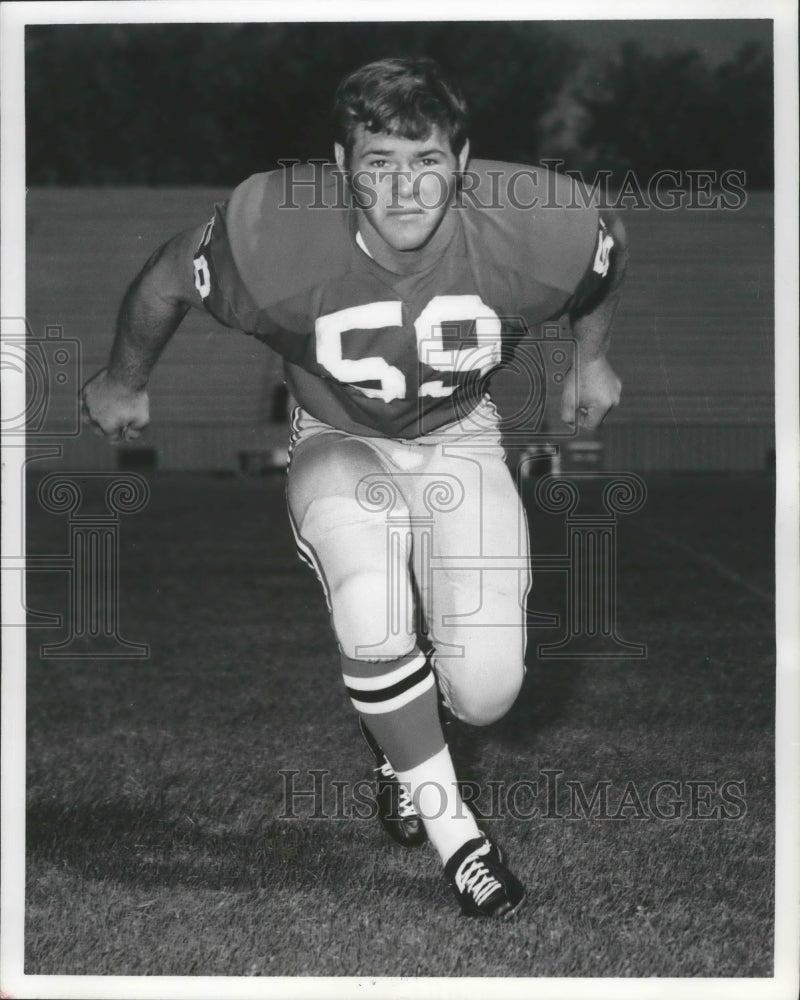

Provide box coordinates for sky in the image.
[546,18,771,64]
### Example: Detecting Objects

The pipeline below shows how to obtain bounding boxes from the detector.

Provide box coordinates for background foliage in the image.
[25,21,772,187]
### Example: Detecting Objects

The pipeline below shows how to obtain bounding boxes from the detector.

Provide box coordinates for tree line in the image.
[25,22,772,188]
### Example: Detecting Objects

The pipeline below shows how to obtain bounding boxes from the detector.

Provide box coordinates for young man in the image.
[81,57,625,919]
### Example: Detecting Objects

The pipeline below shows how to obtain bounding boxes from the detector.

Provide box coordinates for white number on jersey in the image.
[315,301,407,403]
[415,295,501,398]
[314,294,502,402]
[592,221,614,277]
[193,255,211,299]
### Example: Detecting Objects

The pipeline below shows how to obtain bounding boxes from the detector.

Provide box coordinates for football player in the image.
[81,57,625,919]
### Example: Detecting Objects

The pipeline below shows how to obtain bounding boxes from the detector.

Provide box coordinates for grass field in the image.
[24,469,775,979]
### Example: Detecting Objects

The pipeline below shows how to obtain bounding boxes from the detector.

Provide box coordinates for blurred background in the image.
[25,20,773,187]
[23,19,774,472]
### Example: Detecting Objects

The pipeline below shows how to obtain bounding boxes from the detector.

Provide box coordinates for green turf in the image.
[24,472,775,976]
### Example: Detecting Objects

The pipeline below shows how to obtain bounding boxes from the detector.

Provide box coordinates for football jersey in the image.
[193,160,605,439]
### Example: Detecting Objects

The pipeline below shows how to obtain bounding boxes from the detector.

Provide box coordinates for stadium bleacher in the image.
[25,187,774,471]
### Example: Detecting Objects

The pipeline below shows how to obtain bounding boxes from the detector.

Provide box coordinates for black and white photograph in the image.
[1,1,797,997]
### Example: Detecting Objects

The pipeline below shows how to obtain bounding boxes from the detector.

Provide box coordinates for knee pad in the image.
[436,637,524,727]
[448,676,523,726]
[292,488,415,660]
[331,568,416,660]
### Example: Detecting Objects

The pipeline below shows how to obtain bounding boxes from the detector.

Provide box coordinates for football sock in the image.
[396,745,482,865]
[342,649,480,863]
[342,650,443,772]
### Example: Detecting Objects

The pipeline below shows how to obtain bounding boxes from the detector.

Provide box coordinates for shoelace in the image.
[455,843,502,906]
[377,760,418,819]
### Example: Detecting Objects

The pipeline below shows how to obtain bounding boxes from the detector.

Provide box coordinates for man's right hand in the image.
[80,368,150,443]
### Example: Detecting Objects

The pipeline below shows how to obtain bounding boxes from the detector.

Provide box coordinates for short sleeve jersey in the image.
[193,160,607,439]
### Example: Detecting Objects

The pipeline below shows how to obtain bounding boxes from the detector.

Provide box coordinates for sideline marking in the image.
[630,521,773,604]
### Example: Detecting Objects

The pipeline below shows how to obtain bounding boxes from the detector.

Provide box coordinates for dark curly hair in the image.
[333,56,469,159]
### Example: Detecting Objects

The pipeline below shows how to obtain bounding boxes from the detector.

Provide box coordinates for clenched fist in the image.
[80,369,150,443]
[560,355,621,432]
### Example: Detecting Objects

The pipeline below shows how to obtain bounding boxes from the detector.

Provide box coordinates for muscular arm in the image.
[107,224,207,389]
[82,224,207,440]
[560,212,628,430]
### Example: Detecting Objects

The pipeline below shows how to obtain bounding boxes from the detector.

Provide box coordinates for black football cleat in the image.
[359,718,427,848]
[444,836,525,918]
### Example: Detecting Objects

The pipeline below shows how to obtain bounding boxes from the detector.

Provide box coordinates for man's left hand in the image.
[560,356,621,431]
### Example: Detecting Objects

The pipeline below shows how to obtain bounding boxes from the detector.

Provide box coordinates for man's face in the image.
[335,126,469,252]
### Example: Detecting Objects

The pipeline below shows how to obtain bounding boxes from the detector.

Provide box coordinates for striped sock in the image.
[342,650,442,772]
[342,650,480,864]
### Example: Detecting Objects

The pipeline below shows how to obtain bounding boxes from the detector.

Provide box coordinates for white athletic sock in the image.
[395,745,481,865]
